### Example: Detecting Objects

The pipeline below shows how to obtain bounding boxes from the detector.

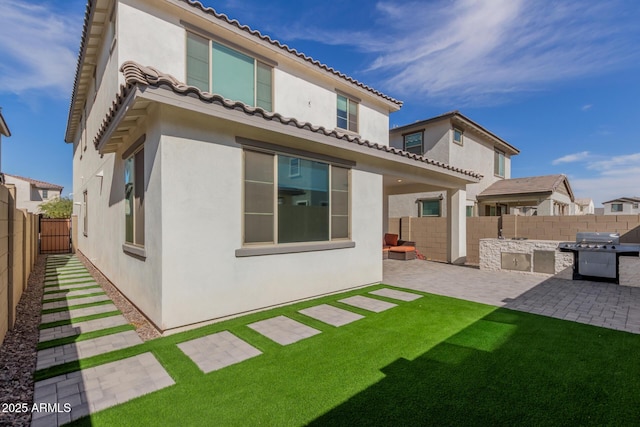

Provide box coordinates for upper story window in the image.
[403,132,423,155]
[42,189,49,199]
[494,149,505,177]
[453,127,463,145]
[611,203,623,212]
[336,94,358,133]
[633,203,639,209]
[186,31,273,111]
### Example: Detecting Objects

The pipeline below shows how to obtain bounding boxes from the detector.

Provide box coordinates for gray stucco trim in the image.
[235,241,355,257]
[123,243,146,259]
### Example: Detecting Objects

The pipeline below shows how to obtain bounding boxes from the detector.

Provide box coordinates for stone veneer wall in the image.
[479,238,574,274]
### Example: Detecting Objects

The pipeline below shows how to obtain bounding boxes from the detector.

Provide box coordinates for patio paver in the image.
[40,303,118,324]
[42,294,112,311]
[36,330,143,370]
[369,288,422,302]
[39,315,130,343]
[43,288,104,301]
[338,295,397,313]
[248,316,321,345]
[299,304,364,327]
[31,352,174,426]
[177,331,262,373]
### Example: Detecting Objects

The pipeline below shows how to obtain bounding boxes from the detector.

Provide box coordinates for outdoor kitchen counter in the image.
[480,238,574,275]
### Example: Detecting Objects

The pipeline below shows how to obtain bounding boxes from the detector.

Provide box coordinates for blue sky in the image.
[0,0,639,206]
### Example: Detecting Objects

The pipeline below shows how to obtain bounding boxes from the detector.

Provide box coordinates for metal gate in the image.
[40,218,71,254]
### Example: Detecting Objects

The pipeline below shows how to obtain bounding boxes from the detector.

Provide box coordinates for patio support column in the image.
[382,186,390,234]
[446,187,466,264]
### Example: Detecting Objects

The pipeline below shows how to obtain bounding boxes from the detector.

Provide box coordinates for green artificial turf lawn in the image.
[56,285,640,426]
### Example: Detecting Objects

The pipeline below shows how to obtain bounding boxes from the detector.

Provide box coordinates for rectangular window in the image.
[466,206,473,217]
[419,200,440,217]
[403,132,423,155]
[186,32,273,110]
[125,147,145,246]
[42,189,48,199]
[243,150,350,245]
[494,149,505,177]
[633,203,639,209]
[337,94,358,132]
[453,127,463,145]
[611,203,623,212]
[83,190,88,236]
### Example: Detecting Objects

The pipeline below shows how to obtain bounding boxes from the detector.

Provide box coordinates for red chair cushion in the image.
[384,233,399,246]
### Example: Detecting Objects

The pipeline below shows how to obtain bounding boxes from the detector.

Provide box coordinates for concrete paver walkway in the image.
[248,315,321,345]
[299,304,364,327]
[32,352,174,427]
[39,315,130,343]
[178,331,262,373]
[338,295,397,313]
[383,258,640,334]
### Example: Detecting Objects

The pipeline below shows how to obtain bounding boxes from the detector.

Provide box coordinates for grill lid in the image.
[576,232,620,244]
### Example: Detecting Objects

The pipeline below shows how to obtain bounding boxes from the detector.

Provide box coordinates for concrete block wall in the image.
[391,214,640,267]
[0,184,39,345]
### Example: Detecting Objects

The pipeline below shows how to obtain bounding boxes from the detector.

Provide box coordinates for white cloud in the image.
[0,2,81,97]
[278,0,639,104]
[587,153,640,172]
[552,151,591,165]
[581,104,593,111]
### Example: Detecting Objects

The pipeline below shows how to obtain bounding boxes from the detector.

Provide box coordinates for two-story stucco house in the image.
[603,197,640,215]
[3,174,63,213]
[388,111,519,218]
[66,0,482,332]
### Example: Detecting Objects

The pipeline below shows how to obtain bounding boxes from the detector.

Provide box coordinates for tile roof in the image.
[4,174,64,190]
[0,109,10,137]
[66,0,402,142]
[95,61,482,180]
[603,197,640,204]
[478,174,571,198]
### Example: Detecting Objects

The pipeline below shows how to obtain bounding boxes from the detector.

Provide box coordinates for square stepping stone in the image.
[36,330,143,370]
[40,303,118,325]
[248,316,321,345]
[299,304,364,327]
[32,352,174,425]
[39,315,130,343]
[42,295,112,311]
[177,331,262,373]
[338,295,397,313]
[369,288,422,302]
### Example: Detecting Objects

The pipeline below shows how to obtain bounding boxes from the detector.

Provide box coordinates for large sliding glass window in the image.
[243,150,350,245]
[186,31,273,111]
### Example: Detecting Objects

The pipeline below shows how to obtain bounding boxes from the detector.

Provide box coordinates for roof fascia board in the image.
[96,85,140,153]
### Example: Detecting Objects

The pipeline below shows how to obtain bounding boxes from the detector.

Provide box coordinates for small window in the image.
[43,190,49,199]
[494,149,505,177]
[83,190,88,237]
[466,206,473,217]
[453,128,463,145]
[403,132,423,155]
[419,199,440,217]
[125,147,145,246]
[336,94,358,133]
[611,203,623,212]
[633,203,639,209]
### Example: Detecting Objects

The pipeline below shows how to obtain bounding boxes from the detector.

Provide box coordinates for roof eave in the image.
[0,112,11,137]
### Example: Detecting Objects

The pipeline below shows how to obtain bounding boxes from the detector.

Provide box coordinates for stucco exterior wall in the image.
[604,202,640,215]
[3,176,62,213]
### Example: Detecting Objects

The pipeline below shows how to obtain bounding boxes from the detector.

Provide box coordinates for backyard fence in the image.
[390,214,640,265]
[0,184,38,345]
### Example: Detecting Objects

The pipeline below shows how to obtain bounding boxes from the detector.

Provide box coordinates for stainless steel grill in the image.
[559,232,640,284]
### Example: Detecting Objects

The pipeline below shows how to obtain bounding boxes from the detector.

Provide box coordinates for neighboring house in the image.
[0,108,10,178]
[476,174,574,216]
[602,197,640,215]
[66,0,480,332]
[388,111,519,218]
[3,174,64,213]
[573,198,594,215]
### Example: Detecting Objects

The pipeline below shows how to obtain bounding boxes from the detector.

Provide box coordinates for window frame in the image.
[83,190,88,237]
[453,127,464,145]
[240,145,353,253]
[403,131,424,155]
[42,189,48,199]
[418,199,441,217]
[611,203,623,212]
[494,149,505,178]
[123,139,145,257]
[336,93,359,133]
[185,28,274,111]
